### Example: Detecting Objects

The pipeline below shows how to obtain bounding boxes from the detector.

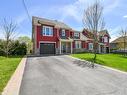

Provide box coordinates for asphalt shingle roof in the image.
[33,16,72,30]
[111,36,127,43]
[99,30,109,37]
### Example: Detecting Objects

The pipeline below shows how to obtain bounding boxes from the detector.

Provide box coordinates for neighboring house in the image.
[110,36,127,51]
[82,29,110,53]
[98,30,110,53]
[32,16,110,55]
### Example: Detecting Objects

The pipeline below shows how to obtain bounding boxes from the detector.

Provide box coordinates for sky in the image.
[0,0,127,42]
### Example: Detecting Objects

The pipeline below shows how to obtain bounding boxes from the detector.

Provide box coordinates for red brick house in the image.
[32,16,110,54]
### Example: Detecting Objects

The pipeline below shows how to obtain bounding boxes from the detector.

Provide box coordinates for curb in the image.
[67,55,127,75]
[2,56,27,95]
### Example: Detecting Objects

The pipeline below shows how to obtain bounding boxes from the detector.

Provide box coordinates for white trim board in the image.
[39,41,56,43]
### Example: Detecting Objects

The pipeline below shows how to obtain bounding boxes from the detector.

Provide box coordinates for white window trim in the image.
[62,29,65,36]
[104,37,108,43]
[42,26,53,36]
[75,41,81,49]
[88,43,93,50]
[74,33,79,37]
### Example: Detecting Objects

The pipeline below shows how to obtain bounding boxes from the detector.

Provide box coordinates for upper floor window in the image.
[104,37,108,42]
[88,43,93,50]
[62,29,65,36]
[43,26,53,36]
[74,33,79,37]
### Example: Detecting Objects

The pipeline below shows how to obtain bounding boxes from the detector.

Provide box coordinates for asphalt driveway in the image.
[19,55,127,95]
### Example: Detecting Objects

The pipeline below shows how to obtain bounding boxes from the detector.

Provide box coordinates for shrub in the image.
[0,40,27,56]
[11,41,27,55]
[0,40,5,56]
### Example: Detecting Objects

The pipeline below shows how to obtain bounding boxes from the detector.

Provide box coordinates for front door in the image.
[61,42,66,53]
[106,47,109,53]
[100,46,103,53]
[66,43,71,53]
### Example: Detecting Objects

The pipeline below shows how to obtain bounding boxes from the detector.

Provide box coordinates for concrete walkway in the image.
[19,55,127,95]
[2,57,27,95]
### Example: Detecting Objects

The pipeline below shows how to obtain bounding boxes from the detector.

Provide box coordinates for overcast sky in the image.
[0,0,127,42]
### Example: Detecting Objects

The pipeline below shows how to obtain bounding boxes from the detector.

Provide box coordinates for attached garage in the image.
[40,43,55,54]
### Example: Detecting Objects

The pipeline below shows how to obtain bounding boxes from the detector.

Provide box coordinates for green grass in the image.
[0,56,23,94]
[71,53,127,72]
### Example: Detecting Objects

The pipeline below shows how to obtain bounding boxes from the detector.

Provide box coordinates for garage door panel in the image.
[40,43,55,54]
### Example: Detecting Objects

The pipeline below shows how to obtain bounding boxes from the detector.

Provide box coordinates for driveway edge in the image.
[68,55,127,75]
[2,56,27,95]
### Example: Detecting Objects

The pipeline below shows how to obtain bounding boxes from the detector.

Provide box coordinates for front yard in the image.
[0,56,23,94]
[71,53,127,72]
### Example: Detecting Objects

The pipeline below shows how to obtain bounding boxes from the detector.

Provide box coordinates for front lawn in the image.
[71,53,127,72]
[0,56,23,94]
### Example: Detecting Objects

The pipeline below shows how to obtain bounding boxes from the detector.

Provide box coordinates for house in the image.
[32,16,73,54]
[82,29,110,53]
[98,30,110,53]
[32,16,110,55]
[110,36,127,51]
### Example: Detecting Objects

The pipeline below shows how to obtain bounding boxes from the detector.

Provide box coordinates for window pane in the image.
[79,42,81,48]
[43,26,53,36]
[46,28,48,35]
[43,27,45,35]
[78,43,79,48]
[49,29,51,35]
[89,43,93,50]
[50,28,53,35]
[74,33,79,37]
[62,30,65,36]
[104,37,108,42]
[75,41,81,49]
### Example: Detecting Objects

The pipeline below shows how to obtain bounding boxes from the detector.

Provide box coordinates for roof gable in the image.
[32,16,72,30]
[82,29,110,38]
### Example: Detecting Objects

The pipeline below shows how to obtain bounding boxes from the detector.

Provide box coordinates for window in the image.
[74,33,79,37]
[75,41,81,49]
[42,26,53,36]
[88,43,93,50]
[62,29,65,36]
[104,37,108,42]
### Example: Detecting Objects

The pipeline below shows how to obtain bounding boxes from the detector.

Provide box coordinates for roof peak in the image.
[32,16,72,30]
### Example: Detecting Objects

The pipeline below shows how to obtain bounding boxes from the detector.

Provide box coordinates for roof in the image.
[32,16,72,30]
[82,29,94,39]
[111,36,127,43]
[98,30,110,37]
[82,29,110,38]
[80,33,93,41]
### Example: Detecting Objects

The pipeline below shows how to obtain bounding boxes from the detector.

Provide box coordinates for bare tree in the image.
[0,19,17,57]
[119,28,127,56]
[83,0,105,66]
